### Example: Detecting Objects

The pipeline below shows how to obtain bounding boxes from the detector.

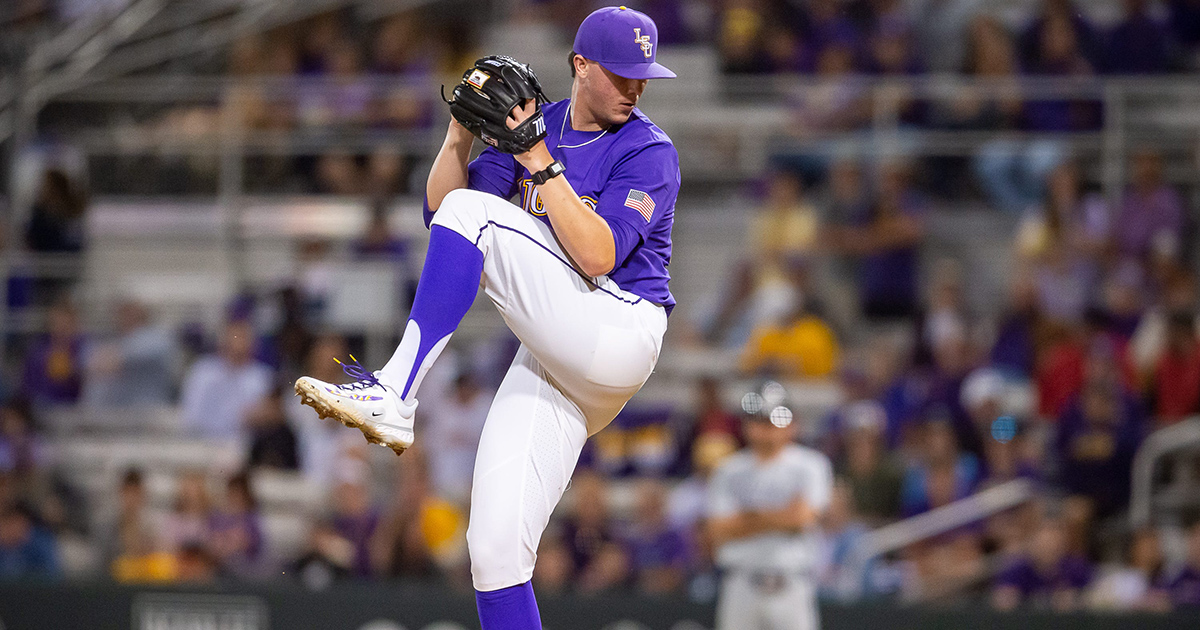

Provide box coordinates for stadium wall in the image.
[1,581,1197,630]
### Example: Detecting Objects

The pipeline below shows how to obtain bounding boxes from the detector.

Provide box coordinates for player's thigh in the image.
[466,346,589,591]
[715,573,761,630]
[764,580,818,630]
[438,190,666,429]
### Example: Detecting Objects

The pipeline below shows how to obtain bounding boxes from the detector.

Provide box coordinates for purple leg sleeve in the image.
[381,224,483,400]
[475,581,542,630]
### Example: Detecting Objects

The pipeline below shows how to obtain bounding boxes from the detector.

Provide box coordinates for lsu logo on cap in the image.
[634,27,652,58]
[466,69,490,89]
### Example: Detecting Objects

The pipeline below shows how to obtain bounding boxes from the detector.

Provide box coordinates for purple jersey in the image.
[436,99,679,314]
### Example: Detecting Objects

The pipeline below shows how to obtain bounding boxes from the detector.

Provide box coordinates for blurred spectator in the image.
[788,43,869,132]
[331,462,380,578]
[374,454,441,580]
[106,469,172,582]
[708,171,820,347]
[624,479,689,594]
[0,400,49,493]
[369,13,430,74]
[292,519,354,590]
[1088,527,1166,610]
[990,272,1042,377]
[816,479,870,598]
[716,0,775,74]
[1130,270,1199,382]
[246,387,300,471]
[1113,149,1185,263]
[1106,0,1174,75]
[978,415,1042,488]
[288,335,352,485]
[1162,521,1200,609]
[667,432,738,556]
[314,151,366,195]
[910,0,988,73]
[1168,0,1200,52]
[83,300,178,407]
[175,542,220,583]
[1055,380,1145,518]
[180,319,273,440]
[685,377,742,448]
[992,518,1092,611]
[21,299,84,406]
[266,286,313,377]
[835,401,903,523]
[1018,0,1104,72]
[163,472,213,553]
[297,41,371,128]
[559,472,628,593]
[1014,160,1110,278]
[803,0,862,72]
[423,372,490,504]
[208,472,265,578]
[914,259,971,369]
[25,168,86,254]
[0,502,61,579]
[1150,311,1200,425]
[899,419,980,517]
[739,293,841,378]
[828,162,926,320]
[296,13,344,75]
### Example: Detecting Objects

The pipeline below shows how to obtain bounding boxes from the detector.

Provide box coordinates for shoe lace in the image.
[334,355,384,391]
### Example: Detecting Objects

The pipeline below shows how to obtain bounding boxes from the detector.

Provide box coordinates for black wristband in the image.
[530,160,566,186]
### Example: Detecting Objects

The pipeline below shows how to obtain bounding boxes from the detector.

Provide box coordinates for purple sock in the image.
[476,581,542,630]
[381,224,483,401]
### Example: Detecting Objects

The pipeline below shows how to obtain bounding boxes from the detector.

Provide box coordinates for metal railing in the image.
[1129,416,1200,528]
[838,478,1037,600]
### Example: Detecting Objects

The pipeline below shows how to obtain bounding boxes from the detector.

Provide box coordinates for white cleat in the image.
[294,357,415,456]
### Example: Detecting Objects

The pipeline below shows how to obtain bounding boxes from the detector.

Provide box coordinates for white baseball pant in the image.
[716,572,820,630]
[430,189,667,591]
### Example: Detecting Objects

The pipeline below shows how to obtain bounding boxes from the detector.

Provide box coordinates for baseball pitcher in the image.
[293,6,678,630]
[708,406,834,630]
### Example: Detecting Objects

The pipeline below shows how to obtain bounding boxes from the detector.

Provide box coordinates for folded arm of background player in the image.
[425,62,676,278]
[705,466,827,548]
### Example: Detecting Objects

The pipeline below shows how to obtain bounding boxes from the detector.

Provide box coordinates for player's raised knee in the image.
[466,523,533,590]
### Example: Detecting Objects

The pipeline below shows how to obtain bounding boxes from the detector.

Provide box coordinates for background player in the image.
[708,391,834,630]
[293,6,679,630]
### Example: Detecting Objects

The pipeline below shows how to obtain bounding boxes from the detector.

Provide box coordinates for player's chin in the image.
[610,109,634,125]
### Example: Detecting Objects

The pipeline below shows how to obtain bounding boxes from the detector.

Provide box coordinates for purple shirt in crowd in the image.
[429,99,680,314]
[1107,13,1172,74]
[1163,565,1200,608]
[996,556,1093,603]
[1115,186,1185,259]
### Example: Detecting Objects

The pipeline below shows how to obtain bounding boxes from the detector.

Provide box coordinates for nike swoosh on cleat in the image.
[371,411,383,417]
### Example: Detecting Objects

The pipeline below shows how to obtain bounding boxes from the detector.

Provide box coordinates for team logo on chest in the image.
[634,28,652,58]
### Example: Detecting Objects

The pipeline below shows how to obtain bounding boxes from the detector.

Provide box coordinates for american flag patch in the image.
[624,189,655,222]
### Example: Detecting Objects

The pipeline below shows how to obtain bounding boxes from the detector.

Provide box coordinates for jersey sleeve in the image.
[707,463,740,519]
[468,146,521,199]
[594,141,680,269]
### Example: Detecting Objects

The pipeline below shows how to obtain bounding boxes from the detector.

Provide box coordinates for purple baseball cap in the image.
[573,6,676,80]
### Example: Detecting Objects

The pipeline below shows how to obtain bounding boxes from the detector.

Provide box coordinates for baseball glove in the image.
[442,55,549,154]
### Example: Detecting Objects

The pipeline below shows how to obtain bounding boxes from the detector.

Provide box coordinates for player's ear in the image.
[573,54,589,79]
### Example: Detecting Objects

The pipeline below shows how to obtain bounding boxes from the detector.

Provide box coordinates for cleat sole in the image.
[294,379,409,456]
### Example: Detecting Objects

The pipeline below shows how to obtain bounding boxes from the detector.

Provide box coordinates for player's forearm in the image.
[426,121,475,212]
[520,144,616,277]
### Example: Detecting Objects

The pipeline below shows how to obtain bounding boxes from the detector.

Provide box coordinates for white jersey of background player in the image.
[708,406,834,630]
[293,6,678,630]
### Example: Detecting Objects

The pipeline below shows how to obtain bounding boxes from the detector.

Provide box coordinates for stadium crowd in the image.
[2,0,1200,616]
